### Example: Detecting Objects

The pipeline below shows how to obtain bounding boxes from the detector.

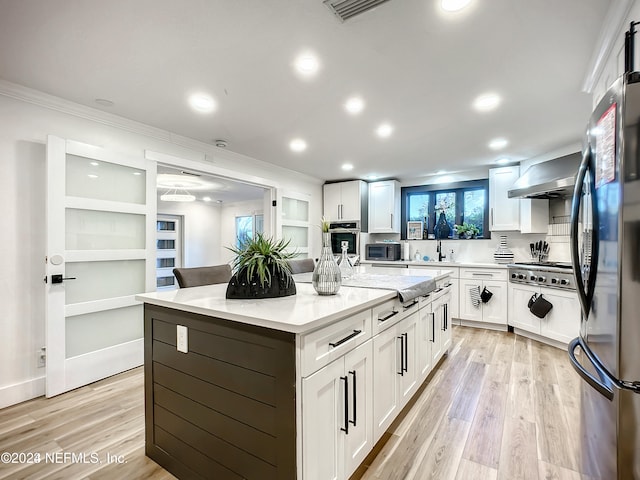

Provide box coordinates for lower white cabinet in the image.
[417,300,433,381]
[302,340,374,480]
[433,285,453,353]
[459,279,508,325]
[508,284,580,345]
[372,310,420,441]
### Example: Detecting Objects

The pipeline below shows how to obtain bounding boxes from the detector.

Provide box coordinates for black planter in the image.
[225,269,296,299]
[435,212,451,239]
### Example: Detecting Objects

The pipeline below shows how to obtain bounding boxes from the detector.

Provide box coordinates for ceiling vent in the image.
[323,0,391,22]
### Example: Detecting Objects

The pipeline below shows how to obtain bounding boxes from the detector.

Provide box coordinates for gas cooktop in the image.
[509,261,573,270]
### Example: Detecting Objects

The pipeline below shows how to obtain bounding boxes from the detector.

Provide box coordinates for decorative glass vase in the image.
[312,233,342,295]
[435,212,451,239]
[494,235,515,264]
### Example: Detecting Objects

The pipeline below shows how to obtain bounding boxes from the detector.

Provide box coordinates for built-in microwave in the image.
[329,221,360,256]
[365,243,402,261]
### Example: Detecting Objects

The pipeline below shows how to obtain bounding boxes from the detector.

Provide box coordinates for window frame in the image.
[400,179,491,240]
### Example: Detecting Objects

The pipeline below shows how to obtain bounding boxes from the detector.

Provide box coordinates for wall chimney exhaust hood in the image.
[507,152,582,199]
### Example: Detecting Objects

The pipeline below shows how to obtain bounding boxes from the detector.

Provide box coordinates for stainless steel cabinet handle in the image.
[490,208,494,228]
[471,273,494,277]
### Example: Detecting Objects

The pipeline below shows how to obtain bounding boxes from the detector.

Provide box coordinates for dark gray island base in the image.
[144,304,297,480]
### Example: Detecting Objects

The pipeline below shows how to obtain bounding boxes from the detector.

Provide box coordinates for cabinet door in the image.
[323,183,343,222]
[540,289,580,344]
[372,326,401,442]
[302,359,345,480]
[448,278,460,323]
[489,166,520,231]
[417,302,433,381]
[459,279,483,322]
[368,181,400,233]
[430,297,443,364]
[343,341,374,478]
[398,313,419,407]
[508,284,541,334]
[480,280,508,325]
[340,181,363,222]
[440,290,453,352]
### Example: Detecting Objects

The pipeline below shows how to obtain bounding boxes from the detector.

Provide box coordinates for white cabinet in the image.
[323,181,368,226]
[508,284,580,345]
[417,298,433,381]
[433,284,453,353]
[302,340,374,480]
[459,268,508,327]
[368,180,401,233]
[489,166,520,231]
[372,310,419,441]
[489,166,549,233]
[409,265,460,322]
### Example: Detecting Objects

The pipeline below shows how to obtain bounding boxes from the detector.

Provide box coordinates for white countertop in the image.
[136,282,396,334]
[361,260,508,269]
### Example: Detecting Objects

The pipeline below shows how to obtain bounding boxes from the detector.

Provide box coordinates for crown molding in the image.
[582,0,635,93]
[0,78,323,185]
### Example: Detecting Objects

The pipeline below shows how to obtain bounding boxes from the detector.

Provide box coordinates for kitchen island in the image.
[136,269,451,480]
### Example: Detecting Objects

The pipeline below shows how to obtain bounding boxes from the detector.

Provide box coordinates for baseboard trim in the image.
[0,376,45,409]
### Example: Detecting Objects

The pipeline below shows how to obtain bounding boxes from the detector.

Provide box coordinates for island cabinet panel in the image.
[144,304,296,480]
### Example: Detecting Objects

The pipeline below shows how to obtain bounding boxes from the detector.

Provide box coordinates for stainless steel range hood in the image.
[507,152,582,199]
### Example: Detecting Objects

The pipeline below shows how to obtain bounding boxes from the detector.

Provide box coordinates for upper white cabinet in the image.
[323,180,368,228]
[489,167,548,233]
[489,166,520,231]
[368,180,401,234]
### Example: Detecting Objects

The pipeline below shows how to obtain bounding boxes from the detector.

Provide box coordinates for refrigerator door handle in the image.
[570,147,598,318]
[568,337,614,401]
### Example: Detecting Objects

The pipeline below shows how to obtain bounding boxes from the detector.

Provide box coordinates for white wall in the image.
[158,201,223,268]
[0,84,323,408]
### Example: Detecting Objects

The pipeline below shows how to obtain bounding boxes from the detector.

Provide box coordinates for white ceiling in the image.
[156,165,266,204]
[0,0,611,182]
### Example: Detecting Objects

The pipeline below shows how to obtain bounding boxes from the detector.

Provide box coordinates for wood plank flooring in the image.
[0,326,586,480]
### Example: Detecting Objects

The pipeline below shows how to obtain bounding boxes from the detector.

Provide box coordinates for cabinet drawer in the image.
[459,267,507,281]
[300,309,372,377]
[371,297,420,335]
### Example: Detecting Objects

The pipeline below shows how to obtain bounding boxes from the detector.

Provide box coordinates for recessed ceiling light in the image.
[489,138,508,150]
[203,196,212,202]
[441,0,472,12]
[345,96,365,115]
[495,158,510,165]
[294,53,320,76]
[342,163,354,171]
[90,161,99,166]
[289,138,308,152]
[473,93,501,112]
[87,174,98,179]
[367,174,379,180]
[376,123,393,138]
[94,98,114,107]
[436,170,446,175]
[188,93,216,113]
[132,172,142,176]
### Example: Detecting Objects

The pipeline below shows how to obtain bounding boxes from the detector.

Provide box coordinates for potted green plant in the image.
[225,233,298,299]
[454,222,480,239]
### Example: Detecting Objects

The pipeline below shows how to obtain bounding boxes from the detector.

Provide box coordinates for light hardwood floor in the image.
[0,326,587,480]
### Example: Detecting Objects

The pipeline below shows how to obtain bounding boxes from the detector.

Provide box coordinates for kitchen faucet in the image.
[437,240,446,262]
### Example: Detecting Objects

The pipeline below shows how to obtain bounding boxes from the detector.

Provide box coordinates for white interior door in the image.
[45,136,156,397]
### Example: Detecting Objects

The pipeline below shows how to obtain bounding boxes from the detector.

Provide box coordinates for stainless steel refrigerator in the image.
[568,72,640,479]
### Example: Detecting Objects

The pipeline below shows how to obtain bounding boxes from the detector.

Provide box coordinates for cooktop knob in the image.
[537,276,546,282]
[560,279,569,285]
[551,278,558,284]
[518,274,525,280]
[511,273,517,279]
[530,275,536,281]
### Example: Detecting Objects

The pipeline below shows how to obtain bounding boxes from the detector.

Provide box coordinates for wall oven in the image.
[328,221,360,256]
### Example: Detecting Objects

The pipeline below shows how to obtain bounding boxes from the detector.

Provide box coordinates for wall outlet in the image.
[37,347,46,368]
[176,325,188,353]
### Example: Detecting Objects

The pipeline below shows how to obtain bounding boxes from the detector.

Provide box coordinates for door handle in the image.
[340,376,349,434]
[50,274,77,284]
[397,336,404,376]
[568,337,614,401]
[348,370,357,427]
